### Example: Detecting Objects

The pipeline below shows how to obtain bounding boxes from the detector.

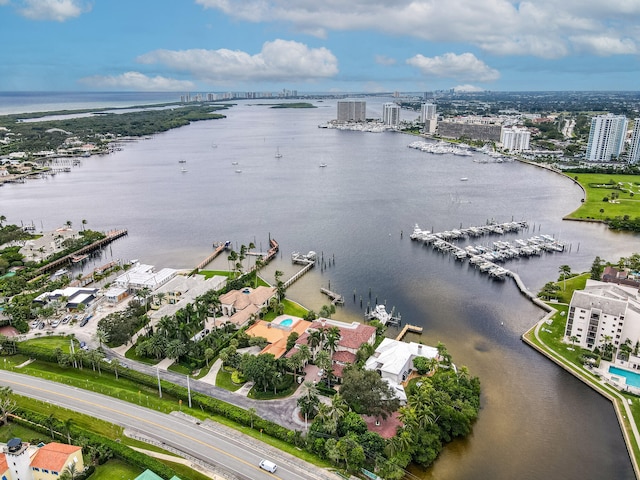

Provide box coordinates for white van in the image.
[259,459,277,473]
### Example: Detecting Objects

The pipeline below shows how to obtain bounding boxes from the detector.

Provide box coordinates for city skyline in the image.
[1,1,640,92]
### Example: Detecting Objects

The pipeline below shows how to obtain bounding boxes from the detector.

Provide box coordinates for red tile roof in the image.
[332,350,356,364]
[31,443,82,472]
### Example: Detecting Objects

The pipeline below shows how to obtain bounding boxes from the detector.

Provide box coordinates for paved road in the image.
[0,370,339,480]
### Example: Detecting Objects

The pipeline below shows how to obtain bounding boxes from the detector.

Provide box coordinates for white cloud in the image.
[79,72,196,91]
[374,55,396,66]
[570,35,637,56]
[406,52,500,82]
[453,84,485,92]
[18,0,90,21]
[137,39,338,84]
[195,0,640,58]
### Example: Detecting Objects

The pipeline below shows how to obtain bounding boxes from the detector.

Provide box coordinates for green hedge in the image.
[12,409,179,479]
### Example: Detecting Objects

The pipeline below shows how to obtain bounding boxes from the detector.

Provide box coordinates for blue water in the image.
[280,318,293,327]
[609,366,640,388]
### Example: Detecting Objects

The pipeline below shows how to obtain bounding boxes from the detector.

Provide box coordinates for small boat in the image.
[53,268,69,277]
[319,163,327,168]
[231,162,239,165]
[275,147,282,159]
[235,169,242,173]
[460,177,468,181]
[178,159,186,164]
[181,167,187,173]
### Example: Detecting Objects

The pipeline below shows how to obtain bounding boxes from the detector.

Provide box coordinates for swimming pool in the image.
[280,318,293,327]
[609,365,640,388]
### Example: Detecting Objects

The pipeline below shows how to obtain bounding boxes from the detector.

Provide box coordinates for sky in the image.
[1,0,640,93]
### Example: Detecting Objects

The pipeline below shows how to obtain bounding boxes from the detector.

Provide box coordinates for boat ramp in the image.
[410,221,565,280]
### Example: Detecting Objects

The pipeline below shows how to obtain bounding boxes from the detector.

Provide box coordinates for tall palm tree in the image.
[81,219,87,231]
[63,418,74,444]
[0,215,6,228]
[60,462,78,480]
[324,326,341,355]
[559,264,571,290]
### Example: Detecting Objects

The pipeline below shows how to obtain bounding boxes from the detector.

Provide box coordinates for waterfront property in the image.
[245,315,311,358]
[113,263,177,293]
[219,286,277,327]
[564,280,640,352]
[364,338,439,402]
[0,439,84,480]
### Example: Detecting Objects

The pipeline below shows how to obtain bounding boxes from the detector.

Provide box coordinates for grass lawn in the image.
[124,346,161,366]
[168,362,191,375]
[158,459,215,480]
[216,367,243,392]
[565,173,640,220]
[21,335,80,354]
[0,421,47,444]
[91,458,143,480]
[555,273,589,303]
[197,270,232,279]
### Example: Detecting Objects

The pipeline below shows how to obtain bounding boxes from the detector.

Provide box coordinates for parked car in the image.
[259,460,277,473]
[79,341,89,351]
[38,322,45,330]
[79,315,92,327]
[62,315,72,324]
[30,320,40,328]
[50,319,61,328]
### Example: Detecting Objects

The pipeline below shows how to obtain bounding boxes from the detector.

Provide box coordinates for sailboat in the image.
[275,147,282,159]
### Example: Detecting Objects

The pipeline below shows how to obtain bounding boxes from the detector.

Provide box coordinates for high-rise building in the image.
[421,103,437,134]
[336,101,366,123]
[586,114,629,162]
[500,126,531,152]
[382,103,401,126]
[628,119,640,164]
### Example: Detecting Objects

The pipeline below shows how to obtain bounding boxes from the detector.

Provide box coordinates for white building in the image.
[585,113,628,162]
[364,338,439,402]
[336,101,366,123]
[564,280,640,351]
[113,263,177,293]
[500,126,531,152]
[627,118,640,165]
[382,103,400,127]
[421,103,437,133]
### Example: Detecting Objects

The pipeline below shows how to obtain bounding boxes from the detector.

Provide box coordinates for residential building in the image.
[364,338,439,401]
[288,318,376,378]
[113,263,177,293]
[564,280,640,351]
[1,440,83,480]
[500,126,531,152]
[585,113,628,162]
[382,103,400,127]
[219,286,276,326]
[422,102,438,134]
[628,118,640,164]
[438,117,503,142]
[336,101,366,123]
[245,316,311,359]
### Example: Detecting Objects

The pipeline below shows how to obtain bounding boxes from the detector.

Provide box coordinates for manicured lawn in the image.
[555,273,589,303]
[197,270,232,279]
[158,459,214,480]
[21,335,80,353]
[0,421,47,443]
[565,173,640,220]
[168,362,191,375]
[91,458,143,480]
[124,346,161,366]
[216,367,243,392]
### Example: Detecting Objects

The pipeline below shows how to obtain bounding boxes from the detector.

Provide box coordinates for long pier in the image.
[395,324,423,341]
[195,243,227,270]
[36,229,128,274]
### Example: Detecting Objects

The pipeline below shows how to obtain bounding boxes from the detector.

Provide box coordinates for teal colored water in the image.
[280,318,293,327]
[609,366,640,388]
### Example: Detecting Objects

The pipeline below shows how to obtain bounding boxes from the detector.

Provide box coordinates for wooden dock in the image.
[320,287,344,305]
[195,243,227,270]
[395,324,423,341]
[36,229,128,274]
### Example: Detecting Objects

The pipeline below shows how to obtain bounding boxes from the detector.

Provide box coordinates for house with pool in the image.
[245,316,311,358]
[219,286,276,327]
[564,280,640,393]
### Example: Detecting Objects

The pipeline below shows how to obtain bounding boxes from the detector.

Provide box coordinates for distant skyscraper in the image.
[336,101,366,123]
[500,126,531,152]
[421,103,437,134]
[586,114,629,162]
[628,119,640,164]
[382,102,401,126]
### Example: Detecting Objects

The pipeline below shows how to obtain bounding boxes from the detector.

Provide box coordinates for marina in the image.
[411,221,566,280]
[364,304,401,326]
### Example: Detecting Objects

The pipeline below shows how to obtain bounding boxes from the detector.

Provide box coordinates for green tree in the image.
[340,368,400,420]
[590,256,604,280]
[558,264,571,290]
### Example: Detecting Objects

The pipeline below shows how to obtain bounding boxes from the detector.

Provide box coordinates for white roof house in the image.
[365,337,439,385]
[114,264,177,292]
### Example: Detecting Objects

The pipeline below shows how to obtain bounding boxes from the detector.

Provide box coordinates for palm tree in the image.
[253,257,265,288]
[204,348,214,367]
[324,326,341,355]
[559,265,571,290]
[81,219,87,231]
[307,329,324,355]
[65,220,72,229]
[94,329,109,349]
[63,418,74,444]
[227,250,238,277]
[569,335,578,348]
[0,215,6,227]
[60,462,79,480]
[315,350,332,383]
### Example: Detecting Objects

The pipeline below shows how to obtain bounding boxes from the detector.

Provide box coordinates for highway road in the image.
[0,370,340,480]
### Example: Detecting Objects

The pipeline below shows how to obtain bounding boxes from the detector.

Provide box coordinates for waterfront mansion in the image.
[564,280,640,356]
